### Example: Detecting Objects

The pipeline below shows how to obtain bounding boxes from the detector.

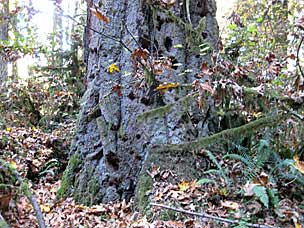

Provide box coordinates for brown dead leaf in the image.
[90,7,110,23]
[294,154,304,174]
[131,48,149,60]
[147,166,160,178]
[112,84,123,97]
[198,62,214,77]
[253,172,269,186]
[0,194,11,211]
[160,169,176,180]
[159,0,176,8]
[221,200,239,210]
[243,182,260,196]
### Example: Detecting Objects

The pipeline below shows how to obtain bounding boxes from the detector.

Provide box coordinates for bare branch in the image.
[0,212,10,228]
[151,203,275,228]
[296,36,304,78]
[0,160,46,228]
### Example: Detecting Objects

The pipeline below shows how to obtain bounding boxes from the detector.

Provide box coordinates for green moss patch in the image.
[57,154,82,199]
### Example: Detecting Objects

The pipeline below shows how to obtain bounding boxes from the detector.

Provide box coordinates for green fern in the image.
[267,187,279,208]
[196,178,216,185]
[205,150,230,185]
[224,153,257,180]
[270,158,304,186]
[253,185,269,208]
[224,137,272,182]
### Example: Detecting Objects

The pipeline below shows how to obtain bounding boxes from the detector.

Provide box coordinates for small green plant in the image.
[205,150,230,185]
[252,185,269,208]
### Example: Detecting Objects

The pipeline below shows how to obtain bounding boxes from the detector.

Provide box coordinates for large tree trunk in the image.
[59,0,219,208]
[0,0,9,85]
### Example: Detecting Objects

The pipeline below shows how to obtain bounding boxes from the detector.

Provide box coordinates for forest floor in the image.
[0,120,304,228]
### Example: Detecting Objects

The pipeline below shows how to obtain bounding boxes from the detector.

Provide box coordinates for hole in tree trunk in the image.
[156,15,164,31]
[139,35,150,49]
[127,91,136,100]
[202,31,208,39]
[164,37,173,52]
[106,151,120,170]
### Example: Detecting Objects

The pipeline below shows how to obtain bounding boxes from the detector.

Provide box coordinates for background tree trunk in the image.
[60,0,219,208]
[52,0,63,66]
[0,0,9,85]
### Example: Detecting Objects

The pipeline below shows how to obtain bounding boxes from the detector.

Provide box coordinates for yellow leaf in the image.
[155,82,179,92]
[178,180,190,192]
[294,155,304,174]
[219,187,229,196]
[41,204,51,213]
[77,205,88,210]
[295,222,302,228]
[89,7,110,23]
[9,160,17,169]
[108,63,120,74]
[253,112,262,118]
[6,127,12,132]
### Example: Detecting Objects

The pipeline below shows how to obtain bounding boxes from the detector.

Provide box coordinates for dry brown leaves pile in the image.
[1,123,303,227]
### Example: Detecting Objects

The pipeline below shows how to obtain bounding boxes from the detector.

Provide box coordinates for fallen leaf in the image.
[178,180,190,192]
[9,160,17,169]
[155,82,179,92]
[160,0,176,8]
[131,48,149,60]
[253,172,269,186]
[243,182,260,196]
[295,222,302,228]
[90,7,110,23]
[221,200,239,210]
[41,204,51,213]
[112,84,122,97]
[0,194,11,211]
[108,63,120,74]
[294,154,304,174]
[147,166,160,178]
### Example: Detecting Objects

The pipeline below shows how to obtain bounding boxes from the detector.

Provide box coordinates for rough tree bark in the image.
[59,0,219,209]
[52,0,63,66]
[0,0,9,85]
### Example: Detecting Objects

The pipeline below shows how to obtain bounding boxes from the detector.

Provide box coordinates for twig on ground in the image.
[18,178,46,228]
[151,203,276,228]
[0,212,10,228]
[0,159,46,228]
[296,37,304,78]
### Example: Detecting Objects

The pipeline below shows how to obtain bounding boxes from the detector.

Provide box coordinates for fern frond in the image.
[224,153,257,180]
[206,150,230,185]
